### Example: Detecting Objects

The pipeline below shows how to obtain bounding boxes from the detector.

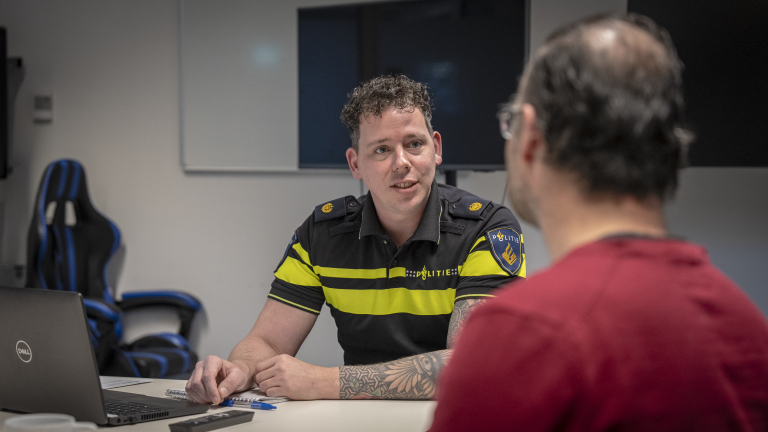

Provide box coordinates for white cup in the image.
[3,414,98,432]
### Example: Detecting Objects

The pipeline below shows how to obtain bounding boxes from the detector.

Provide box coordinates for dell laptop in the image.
[0,286,209,425]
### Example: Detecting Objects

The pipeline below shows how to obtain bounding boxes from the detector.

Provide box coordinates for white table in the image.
[0,379,437,432]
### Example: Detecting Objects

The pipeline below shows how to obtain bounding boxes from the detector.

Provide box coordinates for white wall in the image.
[666,168,768,311]
[0,0,353,367]
[1,0,766,370]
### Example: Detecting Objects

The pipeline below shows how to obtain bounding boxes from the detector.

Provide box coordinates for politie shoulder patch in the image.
[274,232,298,273]
[486,227,523,275]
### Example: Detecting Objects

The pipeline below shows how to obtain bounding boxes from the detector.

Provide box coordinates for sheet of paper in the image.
[100,376,153,389]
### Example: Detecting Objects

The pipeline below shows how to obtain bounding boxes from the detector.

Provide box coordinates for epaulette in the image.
[448,195,491,219]
[314,196,360,222]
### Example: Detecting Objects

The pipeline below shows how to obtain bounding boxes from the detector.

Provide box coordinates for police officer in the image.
[186,75,526,402]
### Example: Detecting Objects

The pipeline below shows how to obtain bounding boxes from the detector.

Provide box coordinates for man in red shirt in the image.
[430,13,768,431]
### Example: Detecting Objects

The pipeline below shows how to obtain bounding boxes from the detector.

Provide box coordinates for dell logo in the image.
[16,341,32,363]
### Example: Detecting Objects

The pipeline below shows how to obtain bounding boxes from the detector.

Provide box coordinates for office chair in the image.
[25,159,202,379]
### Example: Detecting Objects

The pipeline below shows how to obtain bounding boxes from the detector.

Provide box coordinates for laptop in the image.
[0,286,209,425]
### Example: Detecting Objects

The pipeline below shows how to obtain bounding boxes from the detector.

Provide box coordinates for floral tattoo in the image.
[339,350,450,399]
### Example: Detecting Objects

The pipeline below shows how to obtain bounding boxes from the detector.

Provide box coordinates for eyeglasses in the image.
[497,101,521,140]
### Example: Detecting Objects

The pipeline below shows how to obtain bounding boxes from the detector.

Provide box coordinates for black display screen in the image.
[298,0,528,170]
[629,0,768,167]
[1,27,8,179]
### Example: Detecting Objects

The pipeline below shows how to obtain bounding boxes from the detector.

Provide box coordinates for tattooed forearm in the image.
[339,350,451,400]
[447,298,486,348]
[338,299,486,400]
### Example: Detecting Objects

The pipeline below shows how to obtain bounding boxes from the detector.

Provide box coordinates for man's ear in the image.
[519,104,545,167]
[432,131,443,166]
[346,147,363,180]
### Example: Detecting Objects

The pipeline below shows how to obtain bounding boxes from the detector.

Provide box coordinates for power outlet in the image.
[33,95,53,124]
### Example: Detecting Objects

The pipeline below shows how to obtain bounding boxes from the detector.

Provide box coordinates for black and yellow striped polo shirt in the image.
[269,182,525,365]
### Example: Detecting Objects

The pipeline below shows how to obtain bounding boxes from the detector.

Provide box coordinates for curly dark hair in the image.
[340,75,434,150]
[514,13,693,200]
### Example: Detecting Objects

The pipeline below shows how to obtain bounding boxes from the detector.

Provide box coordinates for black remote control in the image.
[168,410,255,432]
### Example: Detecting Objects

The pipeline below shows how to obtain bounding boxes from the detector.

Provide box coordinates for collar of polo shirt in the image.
[359,178,442,244]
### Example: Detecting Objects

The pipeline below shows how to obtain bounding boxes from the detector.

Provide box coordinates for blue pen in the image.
[218,400,277,410]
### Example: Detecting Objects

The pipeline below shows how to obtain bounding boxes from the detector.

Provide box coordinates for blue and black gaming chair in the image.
[25,159,202,379]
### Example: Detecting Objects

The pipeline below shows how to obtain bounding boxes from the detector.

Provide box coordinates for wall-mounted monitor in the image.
[1,27,24,180]
[629,0,768,167]
[1,27,8,179]
[298,0,528,170]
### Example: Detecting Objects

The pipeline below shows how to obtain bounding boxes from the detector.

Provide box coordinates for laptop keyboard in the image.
[104,399,166,416]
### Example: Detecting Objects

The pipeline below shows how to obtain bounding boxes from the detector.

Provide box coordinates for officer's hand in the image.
[253,354,339,400]
[185,355,252,404]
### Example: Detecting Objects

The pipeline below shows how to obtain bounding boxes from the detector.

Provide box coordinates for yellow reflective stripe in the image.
[457,253,527,277]
[458,252,526,277]
[455,293,496,302]
[292,243,312,267]
[268,294,321,314]
[308,266,407,279]
[314,266,387,279]
[459,250,509,277]
[292,243,408,280]
[389,267,406,278]
[323,287,456,315]
[274,256,321,286]
[469,236,485,252]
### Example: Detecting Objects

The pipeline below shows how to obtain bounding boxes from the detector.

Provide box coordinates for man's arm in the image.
[230,298,318,366]
[337,298,486,400]
[447,298,484,349]
[185,299,317,403]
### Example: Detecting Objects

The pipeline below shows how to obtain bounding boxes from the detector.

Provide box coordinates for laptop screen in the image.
[0,287,110,423]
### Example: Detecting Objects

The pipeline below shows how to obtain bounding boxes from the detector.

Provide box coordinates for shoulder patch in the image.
[274,232,298,273]
[314,196,348,222]
[450,196,491,219]
[486,227,523,275]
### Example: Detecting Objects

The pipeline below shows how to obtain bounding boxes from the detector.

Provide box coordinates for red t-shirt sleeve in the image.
[429,302,584,432]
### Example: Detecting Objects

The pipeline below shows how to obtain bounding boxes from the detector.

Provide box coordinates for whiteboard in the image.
[179,0,395,172]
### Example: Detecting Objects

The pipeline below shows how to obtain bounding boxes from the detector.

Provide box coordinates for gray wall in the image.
[0,0,765,369]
